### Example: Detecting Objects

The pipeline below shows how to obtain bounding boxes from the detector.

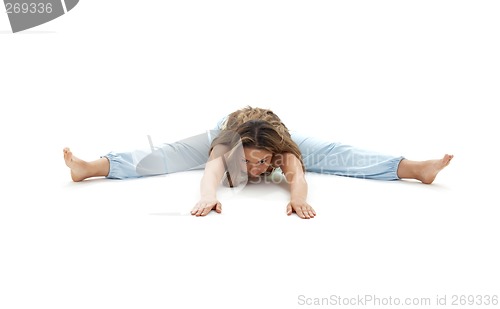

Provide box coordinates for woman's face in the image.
[243,147,273,177]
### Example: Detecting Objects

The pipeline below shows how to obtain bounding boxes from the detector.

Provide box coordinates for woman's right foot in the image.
[63,147,91,182]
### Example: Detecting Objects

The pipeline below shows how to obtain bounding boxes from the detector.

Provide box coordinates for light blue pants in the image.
[104,118,403,181]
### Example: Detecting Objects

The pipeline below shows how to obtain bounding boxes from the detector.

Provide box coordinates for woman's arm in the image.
[191,144,228,216]
[279,153,316,219]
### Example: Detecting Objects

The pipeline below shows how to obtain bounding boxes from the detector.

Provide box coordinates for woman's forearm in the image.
[200,172,220,198]
[289,173,308,202]
[199,152,225,198]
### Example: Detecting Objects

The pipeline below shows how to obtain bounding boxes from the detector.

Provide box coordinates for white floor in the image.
[1,1,499,308]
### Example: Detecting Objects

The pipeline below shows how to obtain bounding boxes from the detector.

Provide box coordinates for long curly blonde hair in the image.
[211,106,304,171]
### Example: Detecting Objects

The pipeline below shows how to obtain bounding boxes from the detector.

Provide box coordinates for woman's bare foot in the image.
[418,154,454,184]
[398,154,454,184]
[63,148,91,182]
[63,148,110,182]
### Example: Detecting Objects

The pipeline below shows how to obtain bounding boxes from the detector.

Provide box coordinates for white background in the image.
[1,1,499,308]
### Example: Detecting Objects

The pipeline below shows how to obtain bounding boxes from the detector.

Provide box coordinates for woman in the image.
[63,106,453,219]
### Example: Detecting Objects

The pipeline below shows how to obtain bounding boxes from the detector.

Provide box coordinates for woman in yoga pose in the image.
[63,106,453,219]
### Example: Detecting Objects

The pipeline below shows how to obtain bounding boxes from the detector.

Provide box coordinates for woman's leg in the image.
[290,133,452,183]
[64,130,220,182]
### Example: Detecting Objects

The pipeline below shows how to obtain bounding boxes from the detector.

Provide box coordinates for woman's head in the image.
[235,120,290,176]
[237,120,284,152]
[243,147,273,177]
[211,107,305,181]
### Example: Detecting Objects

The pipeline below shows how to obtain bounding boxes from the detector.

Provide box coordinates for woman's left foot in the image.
[419,154,454,184]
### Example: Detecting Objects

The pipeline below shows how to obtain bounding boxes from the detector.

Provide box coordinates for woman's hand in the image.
[191,197,222,216]
[286,200,316,219]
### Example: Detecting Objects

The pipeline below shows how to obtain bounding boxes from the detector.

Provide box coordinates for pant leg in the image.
[105,130,220,179]
[291,132,404,180]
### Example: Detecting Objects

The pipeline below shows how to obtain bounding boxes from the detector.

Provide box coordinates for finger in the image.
[307,209,316,218]
[305,206,315,218]
[200,206,213,216]
[195,205,206,216]
[296,205,311,219]
[191,204,201,214]
[215,202,222,213]
[295,208,306,219]
[286,203,293,216]
[302,207,311,219]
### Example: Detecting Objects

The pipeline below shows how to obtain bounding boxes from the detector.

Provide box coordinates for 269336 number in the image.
[5,2,53,14]
[451,295,498,306]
